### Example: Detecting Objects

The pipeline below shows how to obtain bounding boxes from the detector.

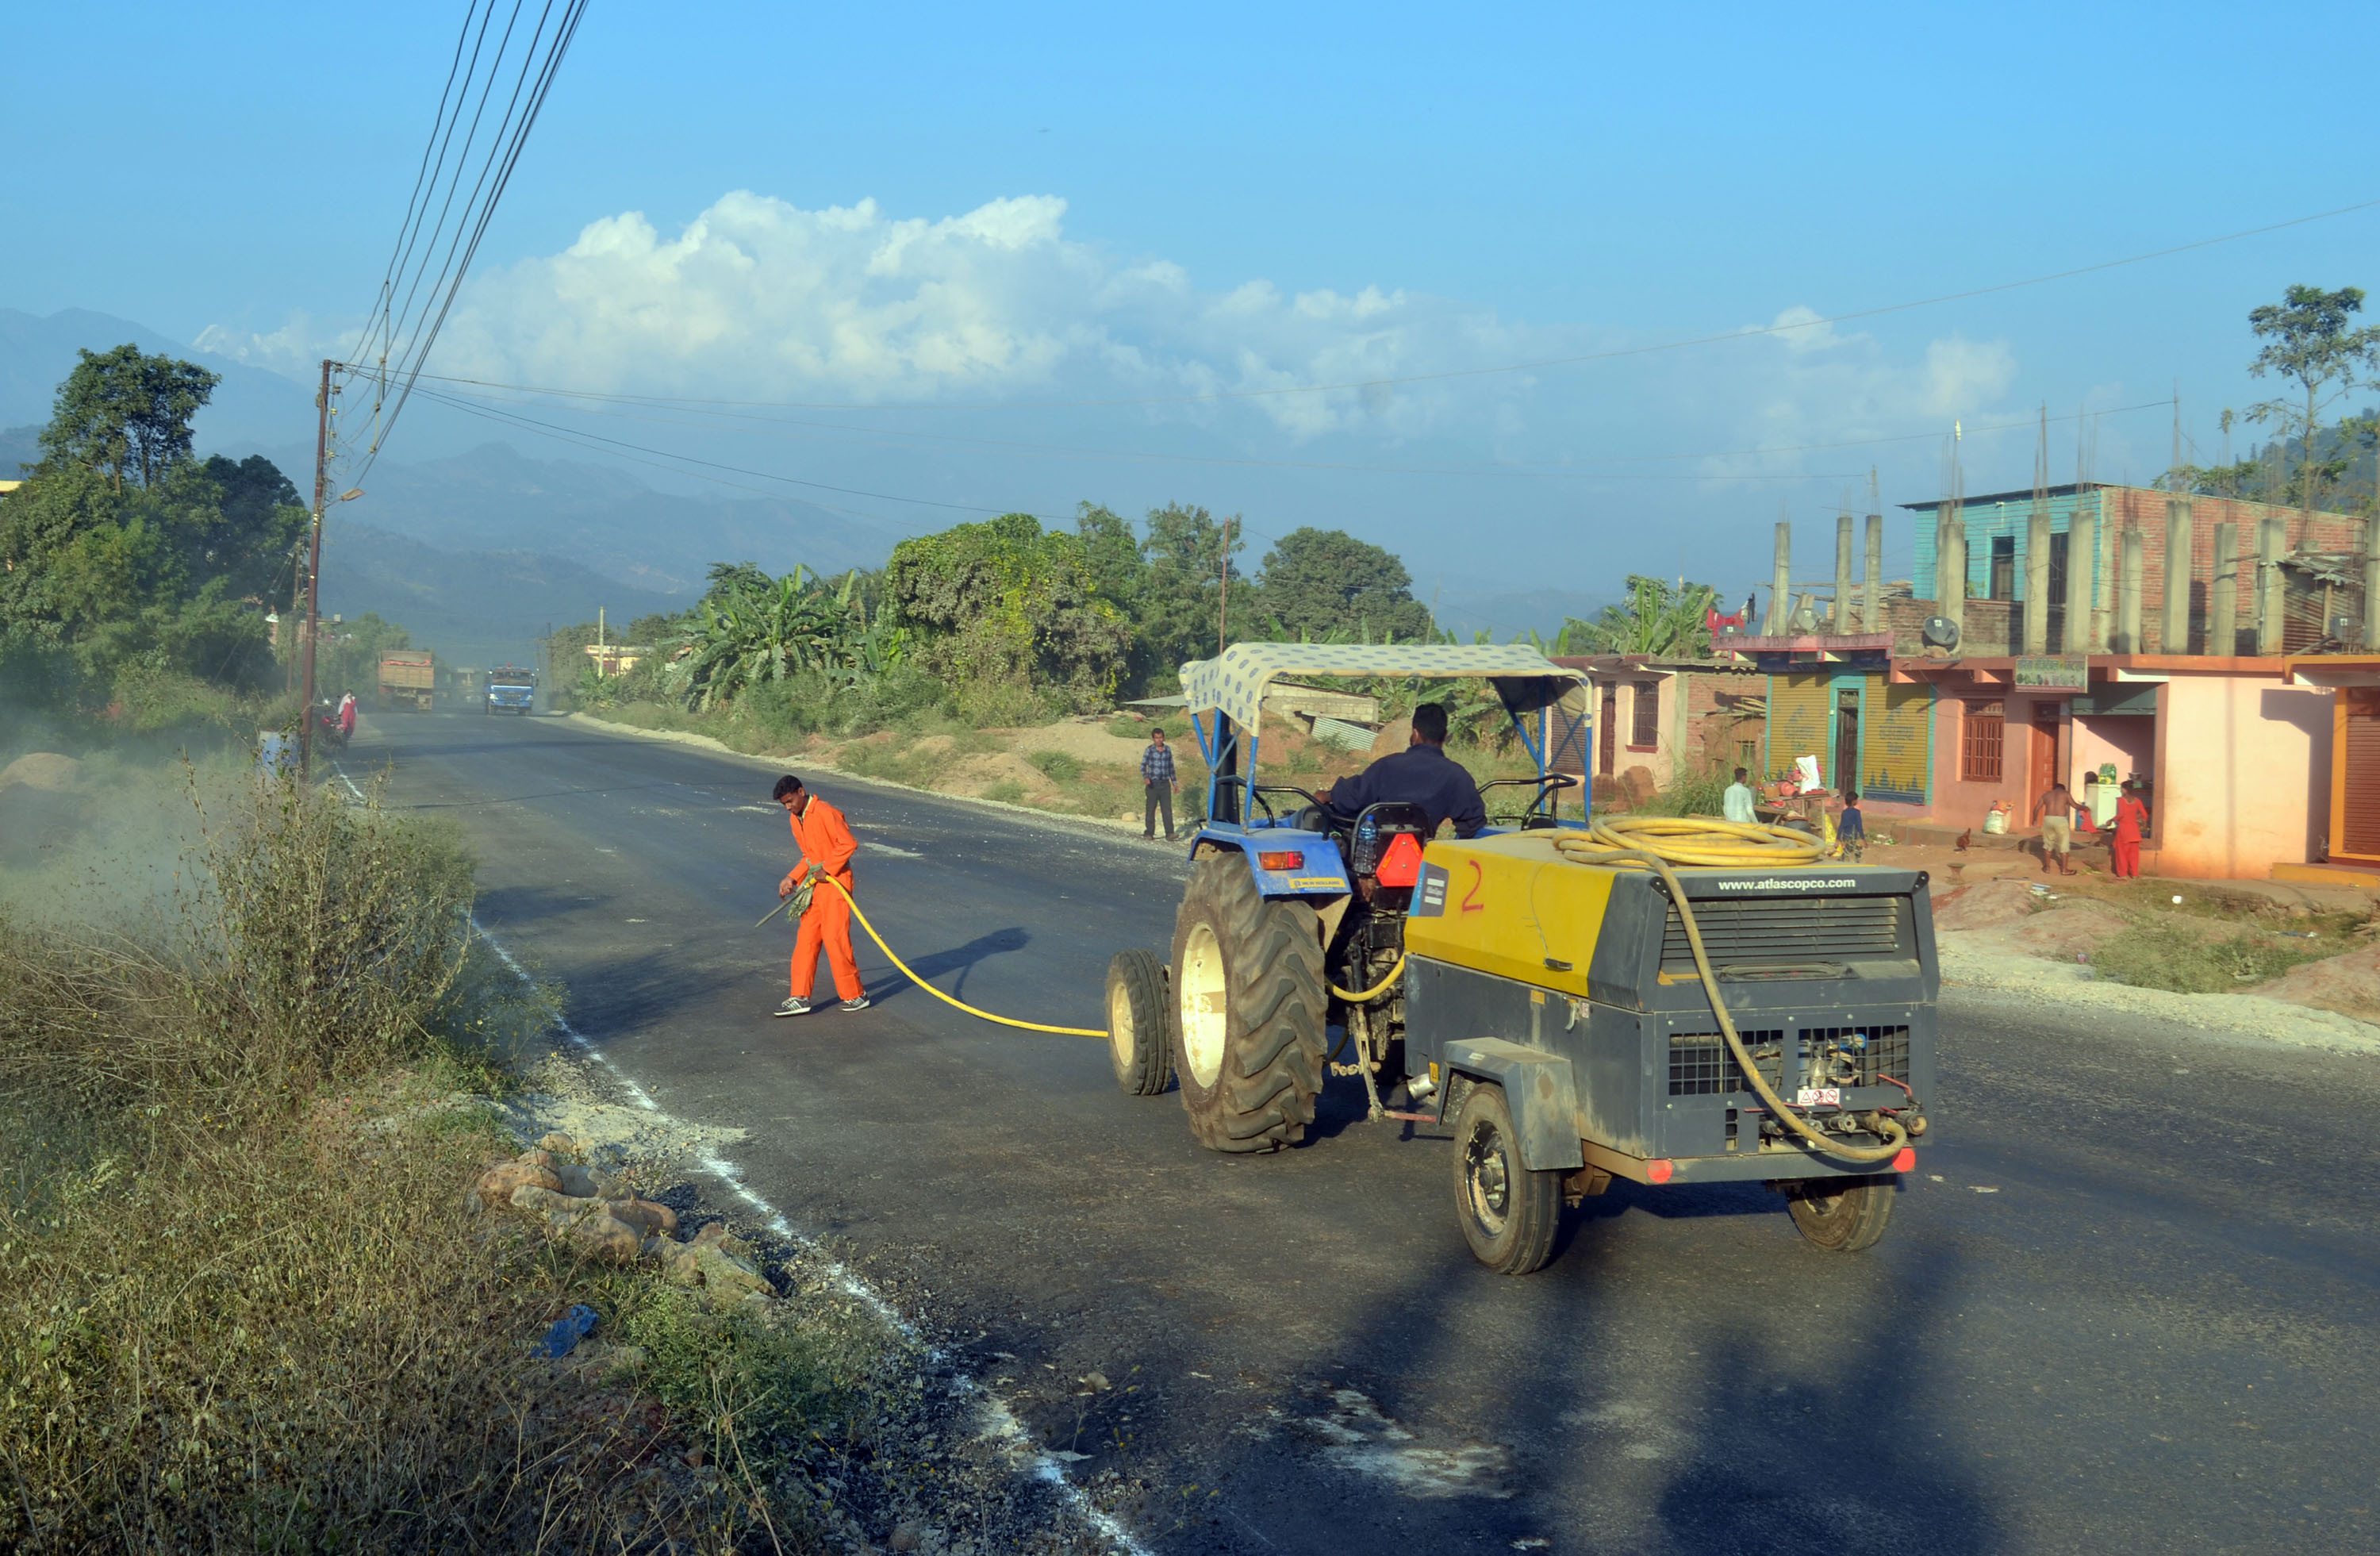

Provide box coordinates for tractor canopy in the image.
[1177,643,1587,736]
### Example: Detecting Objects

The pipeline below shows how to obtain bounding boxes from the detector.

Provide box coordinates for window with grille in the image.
[1961,701,2004,782]
[1630,682,1660,748]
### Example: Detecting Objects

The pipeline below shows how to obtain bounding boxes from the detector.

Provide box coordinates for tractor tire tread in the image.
[1169,857,1328,1154]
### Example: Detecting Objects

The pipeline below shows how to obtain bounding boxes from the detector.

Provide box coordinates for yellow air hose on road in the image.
[1553,815,1910,1166]
[760,874,1107,1038]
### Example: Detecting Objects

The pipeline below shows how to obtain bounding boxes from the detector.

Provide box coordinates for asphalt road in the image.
[351,709,2380,1556]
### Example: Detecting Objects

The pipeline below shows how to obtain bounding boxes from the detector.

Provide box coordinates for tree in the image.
[1253,527,1431,642]
[885,513,1129,713]
[1559,575,1718,656]
[1133,502,1244,680]
[1074,502,1146,607]
[0,353,294,699]
[2246,285,2380,532]
[36,344,221,492]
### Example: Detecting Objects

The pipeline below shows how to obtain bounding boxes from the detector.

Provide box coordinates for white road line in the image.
[467,914,1146,1556]
[866,840,927,859]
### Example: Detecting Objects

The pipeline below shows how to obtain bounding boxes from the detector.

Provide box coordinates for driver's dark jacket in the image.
[1326,743,1485,839]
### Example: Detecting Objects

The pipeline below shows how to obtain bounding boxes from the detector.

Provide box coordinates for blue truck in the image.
[486,666,536,716]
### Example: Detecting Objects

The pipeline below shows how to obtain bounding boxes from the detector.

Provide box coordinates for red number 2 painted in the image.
[1459,859,1485,914]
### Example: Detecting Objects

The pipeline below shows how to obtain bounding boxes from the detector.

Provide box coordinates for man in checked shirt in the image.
[1141,727,1179,841]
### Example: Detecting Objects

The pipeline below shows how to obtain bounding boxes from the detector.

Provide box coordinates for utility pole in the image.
[298,359,332,781]
[1216,516,1234,655]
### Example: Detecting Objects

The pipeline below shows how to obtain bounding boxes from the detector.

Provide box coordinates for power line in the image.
[348,0,589,483]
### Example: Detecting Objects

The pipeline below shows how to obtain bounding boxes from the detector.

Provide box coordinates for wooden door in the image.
[1598,683,1618,776]
[2340,690,2380,862]
[2029,705,2061,812]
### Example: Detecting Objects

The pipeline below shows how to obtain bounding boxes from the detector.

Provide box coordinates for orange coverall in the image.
[782,795,863,1002]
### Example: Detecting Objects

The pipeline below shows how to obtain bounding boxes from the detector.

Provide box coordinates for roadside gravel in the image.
[1938,931,2380,1057]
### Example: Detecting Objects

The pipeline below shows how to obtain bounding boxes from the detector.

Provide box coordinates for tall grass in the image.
[0,775,809,1550]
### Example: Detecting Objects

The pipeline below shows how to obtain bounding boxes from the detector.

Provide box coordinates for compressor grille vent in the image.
[1668,1026,1913,1096]
[1661,896,1903,970]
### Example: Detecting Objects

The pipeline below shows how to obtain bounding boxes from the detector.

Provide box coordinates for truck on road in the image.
[378,650,436,712]
[486,666,536,715]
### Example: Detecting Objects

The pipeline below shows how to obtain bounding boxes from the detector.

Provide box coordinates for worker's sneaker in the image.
[838,996,871,1012]
[774,997,812,1017]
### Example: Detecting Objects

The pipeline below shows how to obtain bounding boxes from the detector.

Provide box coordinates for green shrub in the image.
[982,780,1026,805]
[1027,749,1082,783]
[1642,767,1729,818]
[2091,923,2335,994]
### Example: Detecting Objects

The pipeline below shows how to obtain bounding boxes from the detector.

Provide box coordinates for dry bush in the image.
[0,777,837,1552]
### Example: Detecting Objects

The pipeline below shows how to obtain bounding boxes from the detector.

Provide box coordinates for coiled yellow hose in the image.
[1552,816,1910,1166]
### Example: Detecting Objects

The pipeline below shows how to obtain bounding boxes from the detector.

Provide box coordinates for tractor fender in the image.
[1439,1037,1584,1172]
[1188,826,1351,901]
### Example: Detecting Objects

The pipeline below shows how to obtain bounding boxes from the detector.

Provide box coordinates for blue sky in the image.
[5,1,2377,612]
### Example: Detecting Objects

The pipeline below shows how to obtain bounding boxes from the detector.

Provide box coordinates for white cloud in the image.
[413,190,1537,440]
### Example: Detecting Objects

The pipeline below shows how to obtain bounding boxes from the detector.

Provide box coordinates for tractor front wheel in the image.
[1106,949,1174,1097]
[1780,1175,1895,1252]
[1450,1082,1561,1274]
[1168,857,1327,1153]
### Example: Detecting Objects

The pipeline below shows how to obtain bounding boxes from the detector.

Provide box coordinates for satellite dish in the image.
[1921,615,1961,650]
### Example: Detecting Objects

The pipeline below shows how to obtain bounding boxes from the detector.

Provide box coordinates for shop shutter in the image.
[1768,674,1832,784]
[2344,693,2380,859]
[1864,677,1933,804]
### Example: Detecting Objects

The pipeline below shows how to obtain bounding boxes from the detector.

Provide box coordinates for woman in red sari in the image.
[2112,781,2149,879]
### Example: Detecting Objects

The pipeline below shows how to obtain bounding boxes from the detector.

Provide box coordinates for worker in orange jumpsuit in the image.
[2111,780,2150,880]
[772,774,869,1016]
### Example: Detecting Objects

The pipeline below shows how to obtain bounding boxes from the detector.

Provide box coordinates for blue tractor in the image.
[1103,643,1939,1273]
[1102,644,1590,1147]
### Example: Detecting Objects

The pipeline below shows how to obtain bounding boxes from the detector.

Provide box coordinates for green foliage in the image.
[670,564,904,714]
[0,353,305,707]
[885,513,1129,713]
[1251,526,1432,642]
[1027,749,1082,782]
[1133,501,1243,682]
[1559,574,1717,657]
[2244,285,2380,517]
[2090,921,2336,995]
[35,344,221,492]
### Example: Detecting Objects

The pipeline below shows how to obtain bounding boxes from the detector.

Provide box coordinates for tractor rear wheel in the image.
[1781,1175,1895,1252]
[1167,856,1326,1153]
[1106,949,1174,1097]
[1449,1082,1561,1274]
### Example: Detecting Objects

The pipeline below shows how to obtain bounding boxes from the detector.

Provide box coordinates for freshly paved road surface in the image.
[351,709,2378,1555]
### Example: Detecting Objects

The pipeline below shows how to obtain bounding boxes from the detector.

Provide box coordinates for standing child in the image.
[1836,790,1866,863]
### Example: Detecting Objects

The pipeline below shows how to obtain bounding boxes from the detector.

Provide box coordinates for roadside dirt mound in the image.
[2250,939,2380,1025]
[0,753,85,793]
[1978,898,2134,960]
[1932,878,2044,932]
[996,718,1142,769]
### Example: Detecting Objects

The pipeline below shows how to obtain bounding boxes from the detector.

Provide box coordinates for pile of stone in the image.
[469,1133,775,1308]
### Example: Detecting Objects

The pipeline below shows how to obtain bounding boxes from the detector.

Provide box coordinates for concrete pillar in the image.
[1864,513,1884,636]
[2162,496,2194,655]
[2071,493,2101,652]
[1943,521,1967,644]
[2209,522,2240,658]
[2364,518,2380,649]
[1768,522,1791,636]
[2118,528,2144,653]
[1833,514,1854,633]
[2256,517,2287,655]
[2024,501,2052,655]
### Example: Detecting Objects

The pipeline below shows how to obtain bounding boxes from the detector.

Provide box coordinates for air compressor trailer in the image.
[1104,644,1935,1274]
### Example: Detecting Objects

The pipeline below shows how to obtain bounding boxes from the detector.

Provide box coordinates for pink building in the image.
[1891,655,2334,878]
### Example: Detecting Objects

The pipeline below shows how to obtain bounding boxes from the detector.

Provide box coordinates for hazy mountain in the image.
[0,308,317,450]
[282,440,893,596]
[318,521,680,672]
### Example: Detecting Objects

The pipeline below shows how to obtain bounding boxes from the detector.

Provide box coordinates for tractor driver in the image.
[1317,701,1486,839]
